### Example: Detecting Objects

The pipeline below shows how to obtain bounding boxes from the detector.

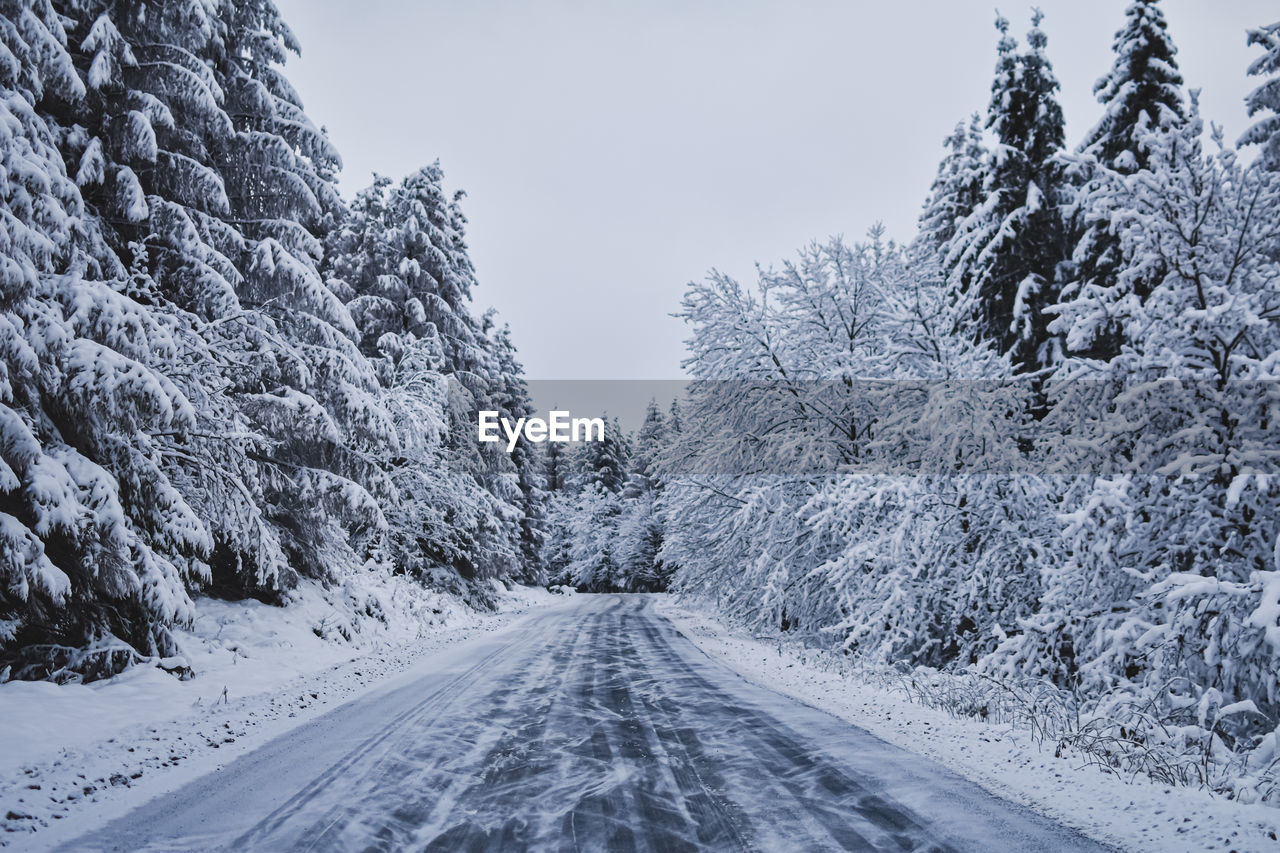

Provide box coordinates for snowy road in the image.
[64,595,1110,852]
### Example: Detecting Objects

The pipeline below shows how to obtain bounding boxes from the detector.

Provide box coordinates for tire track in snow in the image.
[63,594,1115,852]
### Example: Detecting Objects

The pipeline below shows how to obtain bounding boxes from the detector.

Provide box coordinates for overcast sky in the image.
[275,0,1275,380]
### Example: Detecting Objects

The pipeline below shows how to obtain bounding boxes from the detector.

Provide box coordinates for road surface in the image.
[64,595,1110,852]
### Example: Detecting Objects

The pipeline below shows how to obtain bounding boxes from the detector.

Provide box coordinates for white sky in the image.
[275,0,1275,380]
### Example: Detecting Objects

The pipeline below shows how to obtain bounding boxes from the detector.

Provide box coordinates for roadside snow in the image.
[0,578,558,848]
[658,596,1280,853]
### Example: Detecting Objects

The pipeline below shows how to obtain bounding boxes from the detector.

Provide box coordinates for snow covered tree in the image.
[614,489,667,592]
[1082,0,1185,172]
[575,418,629,494]
[35,1,287,598]
[544,403,673,592]
[564,484,622,591]
[1006,105,1280,716]
[1240,20,1280,169]
[33,0,394,594]
[658,223,1065,663]
[0,0,547,679]
[207,0,393,585]
[1061,0,1186,361]
[948,12,1069,373]
[630,399,666,481]
[478,317,547,583]
[372,334,518,595]
[799,249,1052,667]
[324,164,483,380]
[605,400,670,591]
[324,166,545,588]
[539,501,574,586]
[543,430,569,493]
[919,114,987,254]
[0,1,208,678]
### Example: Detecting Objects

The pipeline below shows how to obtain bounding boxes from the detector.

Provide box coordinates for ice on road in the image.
[65,595,1109,852]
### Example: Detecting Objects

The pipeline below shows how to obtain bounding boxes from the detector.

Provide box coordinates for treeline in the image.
[543,400,679,593]
[650,2,1280,791]
[0,0,545,681]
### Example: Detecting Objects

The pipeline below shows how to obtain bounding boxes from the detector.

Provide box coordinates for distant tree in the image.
[543,404,676,592]
[543,428,569,493]
[576,417,629,494]
[631,399,667,481]
[667,398,684,436]
[615,491,667,592]
[564,485,622,591]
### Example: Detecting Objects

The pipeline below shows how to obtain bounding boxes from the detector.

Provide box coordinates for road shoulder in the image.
[656,595,1280,853]
[0,585,562,851]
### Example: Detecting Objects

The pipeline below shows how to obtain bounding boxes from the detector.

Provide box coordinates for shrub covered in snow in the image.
[654,6,1280,804]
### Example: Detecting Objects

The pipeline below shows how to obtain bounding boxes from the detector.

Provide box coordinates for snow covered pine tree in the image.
[1240,18,1280,169]
[1061,0,1186,361]
[0,0,544,680]
[946,12,1069,373]
[0,0,204,679]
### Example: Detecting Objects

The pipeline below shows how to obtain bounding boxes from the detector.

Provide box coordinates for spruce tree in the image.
[948,12,1068,373]
[630,398,667,482]
[43,0,391,593]
[324,167,546,585]
[667,398,683,436]
[578,418,629,494]
[1062,0,1186,361]
[0,0,208,677]
[0,0,550,678]
[543,429,568,493]
[1240,21,1280,169]
[481,317,547,582]
[210,0,393,584]
[325,164,485,382]
[1083,0,1185,172]
[615,400,669,591]
[919,114,987,254]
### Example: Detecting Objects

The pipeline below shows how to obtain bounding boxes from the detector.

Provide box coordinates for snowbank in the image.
[0,579,558,846]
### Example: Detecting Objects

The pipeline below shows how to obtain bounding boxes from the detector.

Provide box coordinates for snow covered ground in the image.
[658,596,1280,853]
[40,594,1107,852]
[7,590,1277,851]
[0,578,561,848]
